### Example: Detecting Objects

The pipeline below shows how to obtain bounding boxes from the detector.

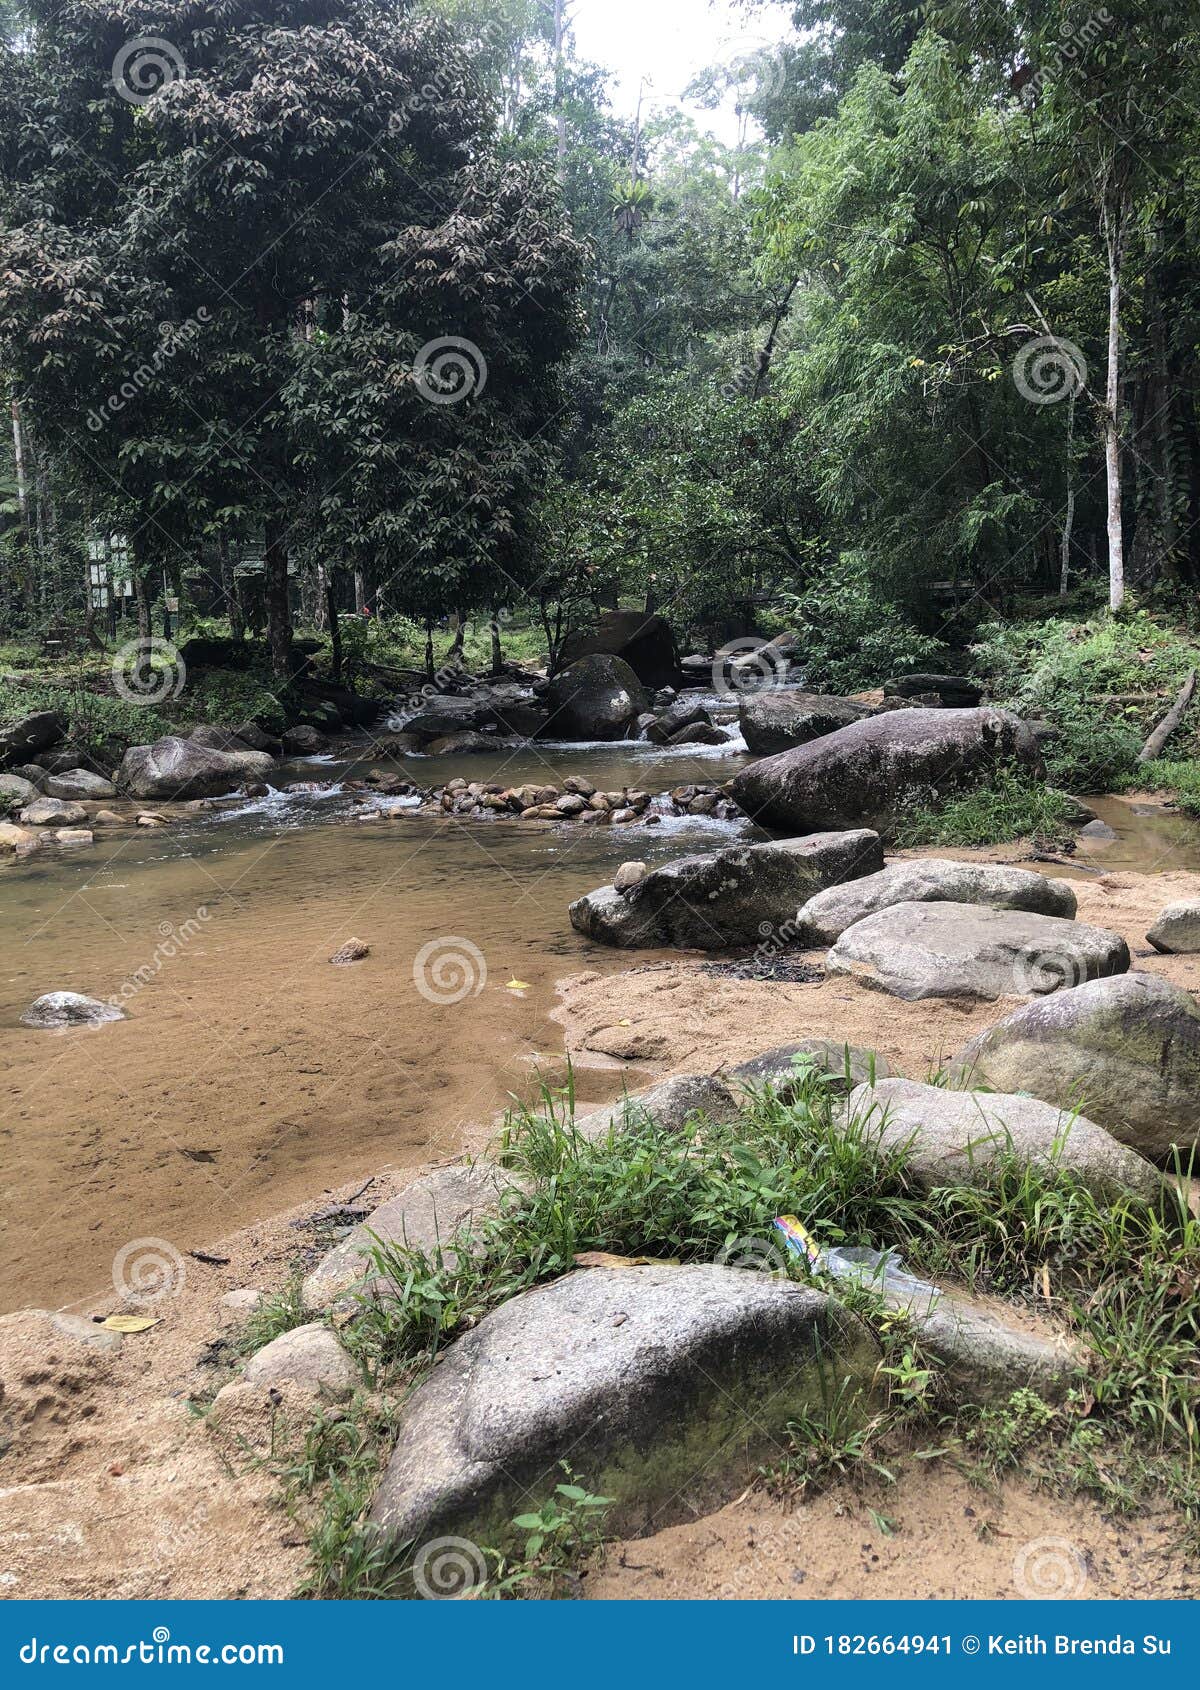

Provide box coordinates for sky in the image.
[570,0,795,146]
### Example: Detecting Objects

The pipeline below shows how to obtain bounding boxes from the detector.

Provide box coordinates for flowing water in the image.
[0,735,754,1309]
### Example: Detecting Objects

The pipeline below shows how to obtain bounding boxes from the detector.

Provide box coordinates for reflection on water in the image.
[0,737,753,1309]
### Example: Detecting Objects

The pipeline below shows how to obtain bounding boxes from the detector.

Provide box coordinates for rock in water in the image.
[119,736,274,800]
[738,690,870,756]
[20,797,87,827]
[957,972,1200,1158]
[569,830,883,951]
[826,901,1128,1002]
[847,1078,1162,1207]
[370,1266,876,1549]
[542,655,649,742]
[797,859,1077,945]
[729,707,1040,835]
[21,992,124,1029]
[43,769,118,800]
[1147,901,1200,954]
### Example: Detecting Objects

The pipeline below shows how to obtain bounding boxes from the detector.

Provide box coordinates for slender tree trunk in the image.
[220,537,245,640]
[327,574,342,681]
[1061,394,1076,598]
[353,569,366,613]
[10,399,29,545]
[424,620,435,681]
[554,0,568,179]
[447,610,466,665]
[1103,196,1127,612]
[264,518,292,678]
[490,607,503,676]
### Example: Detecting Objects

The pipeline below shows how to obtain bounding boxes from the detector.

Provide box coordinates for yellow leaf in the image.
[101,1315,159,1333]
[574,1251,679,1270]
[505,978,532,992]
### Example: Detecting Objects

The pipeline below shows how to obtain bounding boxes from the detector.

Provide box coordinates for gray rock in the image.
[655,698,712,737]
[1147,901,1200,955]
[797,859,1078,946]
[21,991,124,1029]
[885,673,983,706]
[0,820,38,854]
[426,732,501,756]
[52,828,93,848]
[43,768,118,800]
[613,860,648,894]
[668,722,728,746]
[242,1322,357,1398]
[20,797,88,827]
[49,1311,124,1353]
[739,690,871,756]
[957,972,1200,1158]
[730,707,1040,835]
[574,1074,741,1142]
[723,1041,892,1099]
[303,1164,514,1311]
[0,772,37,805]
[231,721,283,755]
[903,1284,1080,1404]
[0,710,64,767]
[119,736,274,799]
[1079,819,1118,844]
[282,725,326,756]
[558,609,678,690]
[827,901,1129,1002]
[542,655,650,742]
[370,1266,877,1548]
[847,1078,1162,1206]
[570,830,884,952]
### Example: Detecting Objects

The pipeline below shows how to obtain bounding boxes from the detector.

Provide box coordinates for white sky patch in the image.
[570,0,794,146]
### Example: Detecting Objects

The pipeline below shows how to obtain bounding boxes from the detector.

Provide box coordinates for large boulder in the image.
[559,609,678,689]
[0,772,37,806]
[729,707,1040,835]
[797,859,1078,946]
[826,901,1128,1002]
[739,690,870,756]
[847,1078,1162,1207]
[0,710,64,768]
[569,830,883,951]
[118,735,274,799]
[957,973,1200,1159]
[303,1164,514,1311]
[543,655,650,742]
[370,1266,876,1550]
[43,768,117,801]
[20,797,87,827]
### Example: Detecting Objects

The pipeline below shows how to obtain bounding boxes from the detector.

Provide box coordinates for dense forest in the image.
[4,0,1200,697]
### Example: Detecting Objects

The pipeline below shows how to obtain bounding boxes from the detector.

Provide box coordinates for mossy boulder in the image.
[957,972,1200,1158]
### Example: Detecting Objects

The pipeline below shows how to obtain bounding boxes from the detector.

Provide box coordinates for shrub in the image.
[778,558,946,694]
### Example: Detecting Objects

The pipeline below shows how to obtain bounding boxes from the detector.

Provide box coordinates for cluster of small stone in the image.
[347,772,743,826]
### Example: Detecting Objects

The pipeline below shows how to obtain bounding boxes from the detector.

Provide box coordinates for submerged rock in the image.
[826,901,1128,1002]
[370,1266,876,1549]
[957,972,1200,1158]
[570,830,883,952]
[797,859,1077,946]
[21,992,124,1029]
[119,735,274,799]
[738,690,870,756]
[730,707,1040,835]
[846,1078,1162,1207]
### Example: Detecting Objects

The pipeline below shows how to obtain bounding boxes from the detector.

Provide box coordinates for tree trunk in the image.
[219,537,245,640]
[490,609,503,676]
[424,621,435,681]
[554,0,568,180]
[1060,394,1076,598]
[327,574,342,681]
[1103,194,1127,612]
[264,519,292,678]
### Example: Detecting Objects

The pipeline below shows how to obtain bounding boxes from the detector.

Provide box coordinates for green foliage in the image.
[777,559,946,692]
[895,767,1080,847]
[0,675,167,764]
[178,668,287,737]
[486,1471,615,1598]
[1135,759,1200,816]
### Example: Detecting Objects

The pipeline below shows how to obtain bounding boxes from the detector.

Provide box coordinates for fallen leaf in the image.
[573,1250,678,1270]
[101,1315,159,1333]
[505,978,532,992]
